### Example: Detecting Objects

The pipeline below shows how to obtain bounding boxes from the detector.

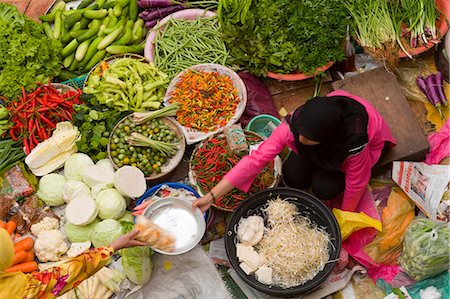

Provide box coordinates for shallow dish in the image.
[164,63,247,145]
[107,115,186,182]
[142,197,206,255]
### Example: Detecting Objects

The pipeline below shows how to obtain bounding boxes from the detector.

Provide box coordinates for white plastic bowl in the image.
[144,9,217,63]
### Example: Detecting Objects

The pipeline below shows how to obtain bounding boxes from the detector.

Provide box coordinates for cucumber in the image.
[97,26,124,50]
[83,50,107,71]
[77,0,95,9]
[106,43,144,55]
[51,1,66,13]
[113,20,134,45]
[84,9,108,19]
[64,11,84,30]
[77,19,101,42]
[103,0,117,9]
[43,22,53,39]
[53,10,63,39]
[69,57,81,71]
[39,12,56,22]
[63,54,75,69]
[70,29,88,39]
[113,4,122,17]
[79,36,103,69]
[75,38,93,61]
[128,0,138,21]
[79,17,91,29]
[61,39,79,58]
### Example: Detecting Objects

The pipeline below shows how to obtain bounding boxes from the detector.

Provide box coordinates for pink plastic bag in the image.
[425,118,450,164]
[342,187,381,269]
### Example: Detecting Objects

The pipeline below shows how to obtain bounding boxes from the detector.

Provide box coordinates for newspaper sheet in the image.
[392,161,450,221]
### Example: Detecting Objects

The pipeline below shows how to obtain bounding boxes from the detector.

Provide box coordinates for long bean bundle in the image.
[154,16,229,79]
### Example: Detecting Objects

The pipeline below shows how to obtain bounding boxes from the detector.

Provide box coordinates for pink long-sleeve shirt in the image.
[224,90,396,211]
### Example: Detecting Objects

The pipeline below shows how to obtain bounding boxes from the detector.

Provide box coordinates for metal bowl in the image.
[142,197,206,255]
[225,187,341,297]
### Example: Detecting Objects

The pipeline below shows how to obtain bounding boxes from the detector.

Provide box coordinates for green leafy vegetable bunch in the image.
[219,0,350,76]
[74,94,129,162]
[0,3,62,99]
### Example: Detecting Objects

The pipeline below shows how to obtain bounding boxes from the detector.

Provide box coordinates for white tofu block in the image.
[236,243,255,262]
[244,250,265,270]
[255,266,273,285]
[239,262,256,275]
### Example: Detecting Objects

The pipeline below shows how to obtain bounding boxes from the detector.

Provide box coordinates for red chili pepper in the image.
[23,137,30,155]
[38,114,56,128]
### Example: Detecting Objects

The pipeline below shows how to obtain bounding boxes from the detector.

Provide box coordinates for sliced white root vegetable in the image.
[82,164,115,188]
[114,166,147,198]
[96,159,115,174]
[62,180,91,203]
[65,197,98,226]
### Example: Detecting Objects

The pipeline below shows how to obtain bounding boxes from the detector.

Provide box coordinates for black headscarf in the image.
[287,96,369,170]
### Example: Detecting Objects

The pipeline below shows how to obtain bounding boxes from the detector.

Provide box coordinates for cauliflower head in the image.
[34,230,69,262]
[30,217,60,237]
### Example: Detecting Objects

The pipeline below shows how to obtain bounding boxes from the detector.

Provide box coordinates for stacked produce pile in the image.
[40,0,146,77]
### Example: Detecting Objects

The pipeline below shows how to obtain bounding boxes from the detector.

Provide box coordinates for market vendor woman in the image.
[192,90,396,213]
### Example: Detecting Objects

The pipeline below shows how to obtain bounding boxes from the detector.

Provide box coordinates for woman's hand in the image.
[132,200,153,216]
[110,229,148,251]
[192,194,213,213]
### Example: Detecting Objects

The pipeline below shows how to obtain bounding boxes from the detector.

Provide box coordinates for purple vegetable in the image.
[139,11,151,19]
[138,0,182,8]
[435,71,448,106]
[145,19,158,28]
[425,75,442,107]
[144,5,186,21]
[416,76,433,104]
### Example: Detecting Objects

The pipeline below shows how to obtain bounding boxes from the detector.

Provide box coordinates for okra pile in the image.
[40,0,146,74]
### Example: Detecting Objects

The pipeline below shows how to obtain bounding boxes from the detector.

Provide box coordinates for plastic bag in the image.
[396,59,437,104]
[406,271,449,299]
[332,208,382,241]
[363,188,415,265]
[237,71,280,127]
[399,219,450,281]
[0,163,37,198]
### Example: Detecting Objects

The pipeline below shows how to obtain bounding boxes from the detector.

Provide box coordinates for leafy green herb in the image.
[218,0,350,76]
[0,3,62,99]
[73,95,129,161]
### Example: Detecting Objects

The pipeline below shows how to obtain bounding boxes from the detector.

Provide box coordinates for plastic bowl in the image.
[144,9,217,63]
[266,61,335,81]
[246,114,282,139]
[225,187,341,297]
[398,0,449,58]
[164,63,247,145]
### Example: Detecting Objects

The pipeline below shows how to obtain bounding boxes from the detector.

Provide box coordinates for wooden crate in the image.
[331,67,429,167]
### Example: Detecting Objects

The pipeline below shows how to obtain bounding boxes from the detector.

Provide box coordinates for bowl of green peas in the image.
[108,114,186,181]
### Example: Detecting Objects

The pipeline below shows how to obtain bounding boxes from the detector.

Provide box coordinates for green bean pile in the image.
[154,16,229,79]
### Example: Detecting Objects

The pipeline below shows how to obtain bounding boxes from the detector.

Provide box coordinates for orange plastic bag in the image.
[363,188,415,265]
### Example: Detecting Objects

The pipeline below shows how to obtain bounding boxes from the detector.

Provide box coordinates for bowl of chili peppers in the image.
[164,63,247,145]
[188,130,282,212]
